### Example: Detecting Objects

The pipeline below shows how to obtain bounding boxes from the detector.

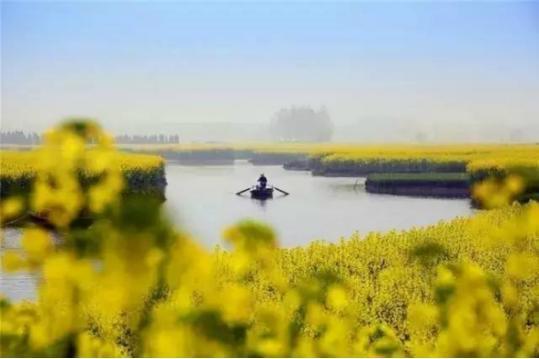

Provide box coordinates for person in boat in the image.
[257,173,268,189]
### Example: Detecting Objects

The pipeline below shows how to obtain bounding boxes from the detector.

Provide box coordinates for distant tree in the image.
[270,106,333,142]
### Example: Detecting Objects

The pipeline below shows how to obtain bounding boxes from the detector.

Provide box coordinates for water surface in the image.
[164,162,473,247]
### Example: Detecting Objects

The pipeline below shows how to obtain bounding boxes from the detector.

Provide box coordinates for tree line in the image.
[1,131,180,145]
[0,131,42,145]
[115,134,180,144]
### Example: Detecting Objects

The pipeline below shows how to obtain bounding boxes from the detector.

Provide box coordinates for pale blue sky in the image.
[2,1,538,138]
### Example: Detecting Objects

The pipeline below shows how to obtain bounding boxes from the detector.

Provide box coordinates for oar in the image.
[274,186,289,196]
[236,187,251,196]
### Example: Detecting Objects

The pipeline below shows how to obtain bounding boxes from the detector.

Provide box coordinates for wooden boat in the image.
[250,186,274,199]
[236,184,288,199]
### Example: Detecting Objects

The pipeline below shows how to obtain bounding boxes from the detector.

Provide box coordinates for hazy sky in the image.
[2,1,538,138]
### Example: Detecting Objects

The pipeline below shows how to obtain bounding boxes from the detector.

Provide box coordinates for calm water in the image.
[1,161,474,301]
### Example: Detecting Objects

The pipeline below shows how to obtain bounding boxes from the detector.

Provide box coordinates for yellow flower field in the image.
[0,150,164,180]
[0,121,538,357]
[125,142,539,164]
[0,147,166,202]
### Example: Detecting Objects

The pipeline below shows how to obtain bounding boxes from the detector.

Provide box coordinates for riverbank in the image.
[310,158,467,176]
[365,172,470,198]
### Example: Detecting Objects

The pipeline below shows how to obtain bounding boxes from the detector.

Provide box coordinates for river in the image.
[1,161,474,301]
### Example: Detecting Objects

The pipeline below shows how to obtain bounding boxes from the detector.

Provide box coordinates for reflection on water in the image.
[1,162,474,301]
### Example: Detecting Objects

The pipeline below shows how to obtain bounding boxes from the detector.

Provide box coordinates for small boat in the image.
[250,186,274,199]
[236,184,288,199]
